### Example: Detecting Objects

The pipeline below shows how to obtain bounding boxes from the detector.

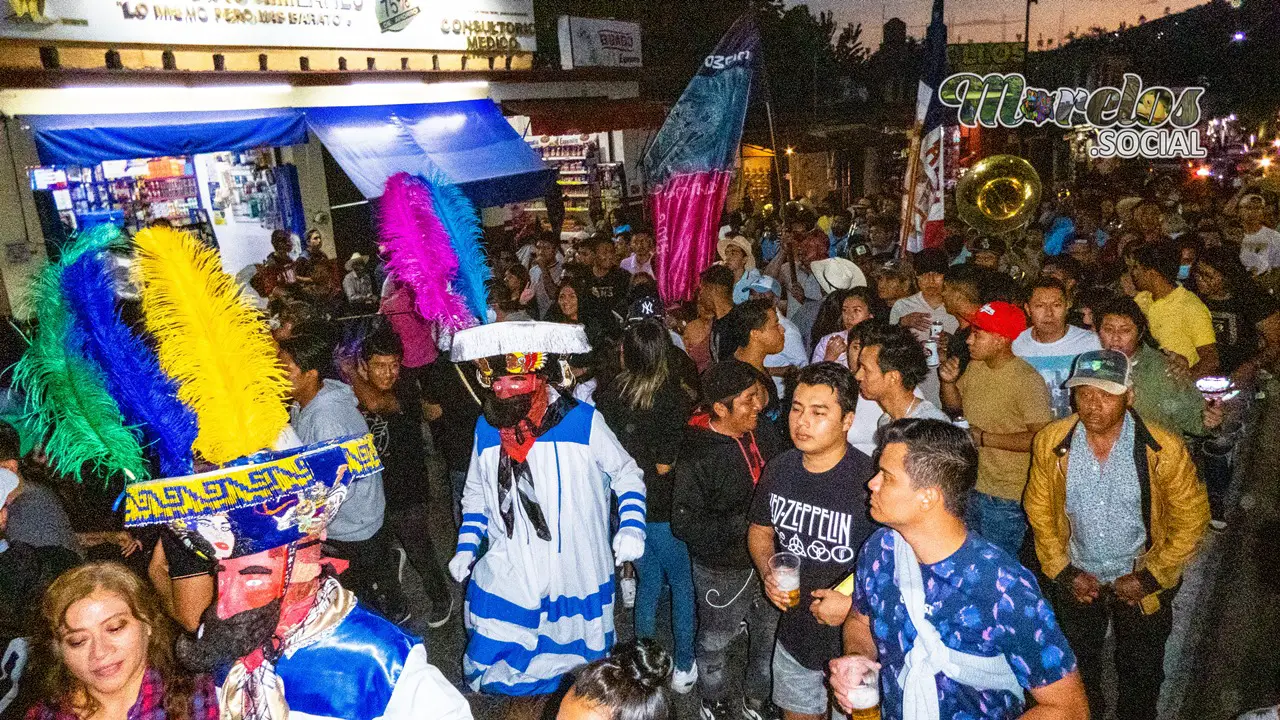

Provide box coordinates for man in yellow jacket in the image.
[1025,349,1208,720]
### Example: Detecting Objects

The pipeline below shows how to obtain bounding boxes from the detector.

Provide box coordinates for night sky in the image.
[796,0,1206,48]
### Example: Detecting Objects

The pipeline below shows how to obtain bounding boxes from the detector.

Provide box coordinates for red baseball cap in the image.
[968,301,1027,341]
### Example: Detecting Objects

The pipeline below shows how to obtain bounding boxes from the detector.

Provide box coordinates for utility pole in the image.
[1024,0,1036,71]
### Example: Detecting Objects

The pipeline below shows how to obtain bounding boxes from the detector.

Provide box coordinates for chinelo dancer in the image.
[15,223,470,720]
[448,320,647,696]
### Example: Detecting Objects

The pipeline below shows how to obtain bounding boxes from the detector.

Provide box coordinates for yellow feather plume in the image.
[132,227,289,465]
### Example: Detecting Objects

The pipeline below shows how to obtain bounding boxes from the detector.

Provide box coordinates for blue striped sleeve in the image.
[617,491,645,506]
[619,518,647,532]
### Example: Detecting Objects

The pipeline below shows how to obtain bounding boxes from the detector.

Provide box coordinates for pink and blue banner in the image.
[643,14,760,303]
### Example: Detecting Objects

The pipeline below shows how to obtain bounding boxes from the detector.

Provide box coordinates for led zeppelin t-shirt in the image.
[749,445,877,670]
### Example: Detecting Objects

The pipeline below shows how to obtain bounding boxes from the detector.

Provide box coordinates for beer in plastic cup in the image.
[769,551,801,608]
[845,661,880,719]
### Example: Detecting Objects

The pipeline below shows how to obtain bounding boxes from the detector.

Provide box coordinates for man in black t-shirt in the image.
[582,236,631,324]
[748,362,877,720]
[351,330,454,628]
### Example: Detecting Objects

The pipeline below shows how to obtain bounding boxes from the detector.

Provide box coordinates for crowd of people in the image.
[0,171,1277,720]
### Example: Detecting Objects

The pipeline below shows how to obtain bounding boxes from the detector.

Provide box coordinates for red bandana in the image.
[498,385,550,463]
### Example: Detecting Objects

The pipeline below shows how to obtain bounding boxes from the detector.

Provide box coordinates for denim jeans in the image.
[634,523,696,671]
[965,491,1027,557]
[691,562,779,703]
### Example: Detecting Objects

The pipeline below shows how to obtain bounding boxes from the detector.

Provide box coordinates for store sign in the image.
[557,16,641,69]
[946,42,1024,75]
[938,72,1207,159]
[0,0,535,52]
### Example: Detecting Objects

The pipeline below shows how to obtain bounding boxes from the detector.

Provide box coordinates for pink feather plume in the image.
[379,173,474,330]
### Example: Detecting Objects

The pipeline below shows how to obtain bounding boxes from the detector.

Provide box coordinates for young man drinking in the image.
[748,363,878,720]
[830,418,1088,720]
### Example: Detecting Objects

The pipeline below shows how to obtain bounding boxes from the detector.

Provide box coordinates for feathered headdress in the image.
[424,172,490,320]
[12,231,150,482]
[131,227,290,465]
[61,250,198,476]
[378,172,488,329]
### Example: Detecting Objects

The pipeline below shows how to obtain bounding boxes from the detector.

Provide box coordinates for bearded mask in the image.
[481,373,546,428]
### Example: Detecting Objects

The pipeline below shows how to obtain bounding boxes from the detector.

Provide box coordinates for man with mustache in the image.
[448,321,647,696]
[126,439,472,720]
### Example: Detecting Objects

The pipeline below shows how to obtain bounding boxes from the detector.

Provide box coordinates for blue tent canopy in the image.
[26,108,308,166]
[304,99,553,207]
[23,99,551,208]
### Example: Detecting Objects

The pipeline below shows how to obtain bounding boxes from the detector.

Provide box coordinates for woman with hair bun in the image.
[557,639,673,720]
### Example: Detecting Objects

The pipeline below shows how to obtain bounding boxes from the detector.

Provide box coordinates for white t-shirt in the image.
[1240,226,1280,275]
[811,330,849,365]
[764,311,809,397]
[889,292,959,341]
[528,263,564,319]
[1012,325,1102,419]
[848,390,944,457]
[875,398,951,428]
[620,254,655,277]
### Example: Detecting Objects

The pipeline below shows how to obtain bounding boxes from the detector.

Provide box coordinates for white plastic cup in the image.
[769,551,802,608]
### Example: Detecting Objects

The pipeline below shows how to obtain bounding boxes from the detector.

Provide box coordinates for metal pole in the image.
[766,99,787,217]
[765,98,799,293]
[1023,0,1033,70]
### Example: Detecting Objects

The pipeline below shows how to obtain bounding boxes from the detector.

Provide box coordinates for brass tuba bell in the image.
[955,155,1043,236]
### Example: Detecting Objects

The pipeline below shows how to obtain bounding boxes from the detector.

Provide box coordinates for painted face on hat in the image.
[194,515,236,560]
[216,546,289,620]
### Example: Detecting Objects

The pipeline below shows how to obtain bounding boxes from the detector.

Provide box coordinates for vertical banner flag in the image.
[643,13,760,303]
[904,0,948,252]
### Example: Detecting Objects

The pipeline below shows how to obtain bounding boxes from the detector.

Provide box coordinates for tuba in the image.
[955,155,1043,236]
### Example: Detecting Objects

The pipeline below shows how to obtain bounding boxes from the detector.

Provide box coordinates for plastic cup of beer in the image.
[843,660,880,719]
[769,551,802,608]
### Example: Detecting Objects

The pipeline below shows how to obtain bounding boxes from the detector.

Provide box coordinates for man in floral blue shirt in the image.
[830,419,1087,720]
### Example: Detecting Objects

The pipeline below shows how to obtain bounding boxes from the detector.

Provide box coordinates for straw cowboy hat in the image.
[345,252,369,272]
[717,235,757,271]
[810,257,867,294]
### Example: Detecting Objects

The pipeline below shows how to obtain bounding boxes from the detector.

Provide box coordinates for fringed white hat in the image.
[450,321,591,362]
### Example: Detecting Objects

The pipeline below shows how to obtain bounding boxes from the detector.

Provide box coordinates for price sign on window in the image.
[376,0,419,32]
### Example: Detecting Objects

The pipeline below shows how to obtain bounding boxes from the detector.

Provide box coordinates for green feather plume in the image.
[12,259,148,483]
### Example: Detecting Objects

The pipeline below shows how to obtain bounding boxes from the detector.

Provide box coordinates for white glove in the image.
[449,551,475,583]
[612,527,645,566]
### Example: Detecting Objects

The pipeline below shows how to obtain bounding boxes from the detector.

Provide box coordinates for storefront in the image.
[0,0,644,314]
[501,96,667,234]
[11,96,554,278]
[23,108,310,272]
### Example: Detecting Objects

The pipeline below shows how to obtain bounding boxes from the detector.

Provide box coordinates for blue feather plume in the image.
[60,251,198,476]
[424,173,491,321]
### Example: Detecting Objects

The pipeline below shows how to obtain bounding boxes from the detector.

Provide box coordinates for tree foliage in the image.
[532,0,871,118]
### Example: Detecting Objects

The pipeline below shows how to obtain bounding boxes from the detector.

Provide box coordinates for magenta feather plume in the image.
[378,173,473,330]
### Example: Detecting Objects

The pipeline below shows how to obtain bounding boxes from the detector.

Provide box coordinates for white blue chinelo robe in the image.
[457,396,646,695]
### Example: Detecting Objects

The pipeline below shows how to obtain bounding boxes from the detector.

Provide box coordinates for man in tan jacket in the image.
[1026,349,1209,720]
